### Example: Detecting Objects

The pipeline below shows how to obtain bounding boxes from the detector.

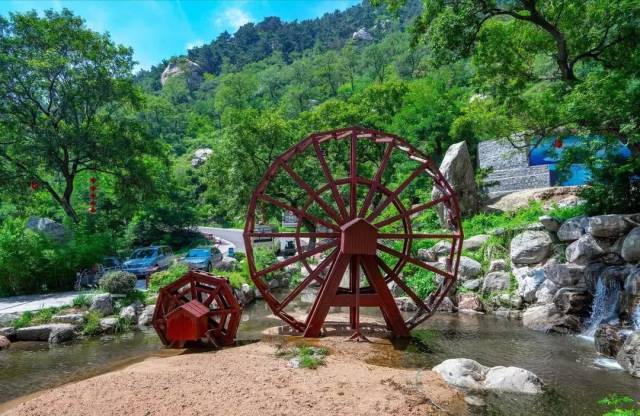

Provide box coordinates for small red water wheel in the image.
[244,127,463,340]
[152,270,242,347]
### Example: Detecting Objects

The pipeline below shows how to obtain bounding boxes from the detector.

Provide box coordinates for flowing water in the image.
[582,277,621,338]
[633,304,640,330]
[1,300,639,415]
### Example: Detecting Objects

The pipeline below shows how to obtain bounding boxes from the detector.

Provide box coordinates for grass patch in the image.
[276,343,329,369]
[82,310,102,336]
[72,293,94,308]
[114,316,133,334]
[12,307,61,328]
[148,263,189,293]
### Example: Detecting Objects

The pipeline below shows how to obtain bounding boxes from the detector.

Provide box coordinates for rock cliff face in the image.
[160,59,203,88]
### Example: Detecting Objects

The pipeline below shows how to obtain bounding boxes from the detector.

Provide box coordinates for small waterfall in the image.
[633,304,640,330]
[581,278,620,338]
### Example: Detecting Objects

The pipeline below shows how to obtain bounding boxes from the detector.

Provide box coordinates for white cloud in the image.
[186,39,205,50]
[213,7,252,32]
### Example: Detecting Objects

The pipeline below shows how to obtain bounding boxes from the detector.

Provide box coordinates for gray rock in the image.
[241,283,255,304]
[137,305,155,327]
[432,240,453,256]
[622,227,640,263]
[617,331,640,378]
[483,366,544,394]
[458,294,484,312]
[539,215,561,232]
[191,148,212,168]
[433,358,488,392]
[557,216,588,241]
[268,279,280,290]
[458,256,482,280]
[119,305,137,323]
[417,248,437,262]
[552,288,590,315]
[217,257,238,272]
[387,281,404,297]
[566,234,607,264]
[488,259,507,273]
[0,327,16,340]
[587,215,630,238]
[535,280,559,304]
[51,313,85,327]
[16,324,74,343]
[544,263,584,287]
[513,266,545,303]
[436,297,458,313]
[462,278,483,291]
[482,272,511,294]
[160,59,203,87]
[254,288,263,299]
[90,293,113,316]
[463,235,490,251]
[510,231,553,265]
[522,304,581,334]
[432,142,480,227]
[100,317,118,334]
[352,27,373,41]
[595,324,628,357]
[0,335,10,350]
[395,296,417,312]
[26,217,66,242]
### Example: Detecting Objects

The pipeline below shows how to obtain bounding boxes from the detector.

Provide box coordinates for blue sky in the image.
[0,1,360,70]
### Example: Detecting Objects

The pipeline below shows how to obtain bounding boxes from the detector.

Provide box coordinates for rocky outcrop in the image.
[100,317,118,334]
[594,324,628,357]
[482,271,510,294]
[587,215,630,238]
[119,305,137,324]
[0,335,10,350]
[90,293,113,316]
[510,231,552,265]
[622,227,640,262]
[462,278,483,291]
[160,59,203,87]
[16,324,75,344]
[553,288,590,315]
[138,305,155,327]
[566,234,607,264]
[51,313,85,327]
[617,331,640,378]
[522,304,580,334]
[352,28,373,41]
[26,217,66,242]
[432,142,480,227]
[458,256,482,281]
[557,216,588,241]
[395,296,417,312]
[191,148,213,168]
[458,294,484,312]
[463,235,489,251]
[513,266,545,303]
[539,215,561,232]
[433,358,543,394]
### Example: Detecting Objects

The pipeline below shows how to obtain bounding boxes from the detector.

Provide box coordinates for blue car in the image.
[182,247,223,272]
[122,245,174,278]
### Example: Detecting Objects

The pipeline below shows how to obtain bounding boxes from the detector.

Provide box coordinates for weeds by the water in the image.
[598,394,640,416]
[72,293,94,308]
[12,307,60,329]
[276,343,329,369]
[82,311,102,336]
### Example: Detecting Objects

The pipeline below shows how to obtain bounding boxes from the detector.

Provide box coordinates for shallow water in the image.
[1,302,639,415]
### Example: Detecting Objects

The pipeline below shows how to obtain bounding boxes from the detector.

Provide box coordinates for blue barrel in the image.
[228,247,235,257]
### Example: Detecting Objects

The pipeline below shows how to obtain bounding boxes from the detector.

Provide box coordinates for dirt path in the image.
[2,337,466,416]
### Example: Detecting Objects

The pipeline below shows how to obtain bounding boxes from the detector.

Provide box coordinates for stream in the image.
[1,300,639,415]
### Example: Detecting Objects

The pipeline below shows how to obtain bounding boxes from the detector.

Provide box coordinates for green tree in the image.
[0,9,154,221]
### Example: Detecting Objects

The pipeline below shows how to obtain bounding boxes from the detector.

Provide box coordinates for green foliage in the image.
[82,311,103,336]
[72,294,95,308]
[462,201,545,237]
[148,263,189,293]
[12,307,60,329]
[598,394,640,416]
[114,316,133,334]
[11,311,33,329]
[404,265,437,299]
[98,271,136,294]
[276,343,329,369]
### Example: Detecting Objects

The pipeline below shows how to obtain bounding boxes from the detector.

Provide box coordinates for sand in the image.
[2,336,467,416]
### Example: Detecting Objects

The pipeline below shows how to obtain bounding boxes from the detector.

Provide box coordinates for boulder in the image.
[191,148,213,168]
[622,227,640,263]
[565,234,607,264]
[51,313,85,327]
[436,297,458,313]
[432,358,488,392]
[595,324,629,357]
[395,296,417,312]
[241,283,255,304]
[462,278,483,291]
[432,241,453,257]
[100,317,118,334]
[482,272,511,294]
[544,263,584,287]
[458,294,484,312]
[217,257,238,272]
[0,335,10,350]
[0,327,16,341]
[513,266,545,303]
[535,280,558,304]
[90,293,113,316]
[16,324,74,343]
[417,248,437,262]
[483,366,544,394]
[254,288,263,299]
[463,235,490,251]
[352,28,373,41]
[617,331,640,378]
[557,216,588,241]
[432,142,480,227]
[458,256,482,280]
[138,305,155,327]
[387,281,404,297]
[268,279,280,290]
[160,59,203,87]
[26,217,67,242]
[552,288,590,315]
[587,215,630,238]
[522,304,580,334]
[510,231,552,265]
[539,215,561,232]
[119,305,137,323]
[488,259,507,273]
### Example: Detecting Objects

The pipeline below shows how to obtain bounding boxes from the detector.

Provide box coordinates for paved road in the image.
[197,227,245,253]
[0,291,84,315]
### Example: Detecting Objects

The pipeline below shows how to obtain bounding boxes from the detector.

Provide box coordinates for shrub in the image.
[12,311,33,329]
[72,293,94,308]
[598,394,640,416]
[148,263,188,293]
[12,307,59,329]
[99,271,136,294]
[404,266,437,299]
[82,310,102,336]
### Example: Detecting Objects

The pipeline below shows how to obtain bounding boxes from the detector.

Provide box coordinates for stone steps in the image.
[484,165,551,197]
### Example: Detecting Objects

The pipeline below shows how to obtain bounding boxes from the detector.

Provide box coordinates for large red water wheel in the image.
[244,127,463,339]
[152,270,241,347]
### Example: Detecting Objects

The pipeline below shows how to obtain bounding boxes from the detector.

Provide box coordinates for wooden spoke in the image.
[378,233,459,239]
[374,196,449,228]
[350,131,358,219]
[258,194,340,231]
[358,142,394,218]
[313,139,348,221]
[377,257,431,313]
[249,232,339,239]
[255,240,337,278]
[377,243,454,280]
[280,162,343,224]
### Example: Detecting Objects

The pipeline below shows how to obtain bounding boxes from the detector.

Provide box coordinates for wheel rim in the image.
[243,127,463,337]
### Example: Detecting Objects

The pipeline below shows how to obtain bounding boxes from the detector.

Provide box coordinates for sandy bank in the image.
[2,337,466,416]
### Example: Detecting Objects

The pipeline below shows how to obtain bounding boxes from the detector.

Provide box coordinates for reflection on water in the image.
[1,301,639,415]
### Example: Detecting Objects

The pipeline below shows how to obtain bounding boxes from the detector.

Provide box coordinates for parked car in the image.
[182,247,223,271]
[122,245,174,278]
